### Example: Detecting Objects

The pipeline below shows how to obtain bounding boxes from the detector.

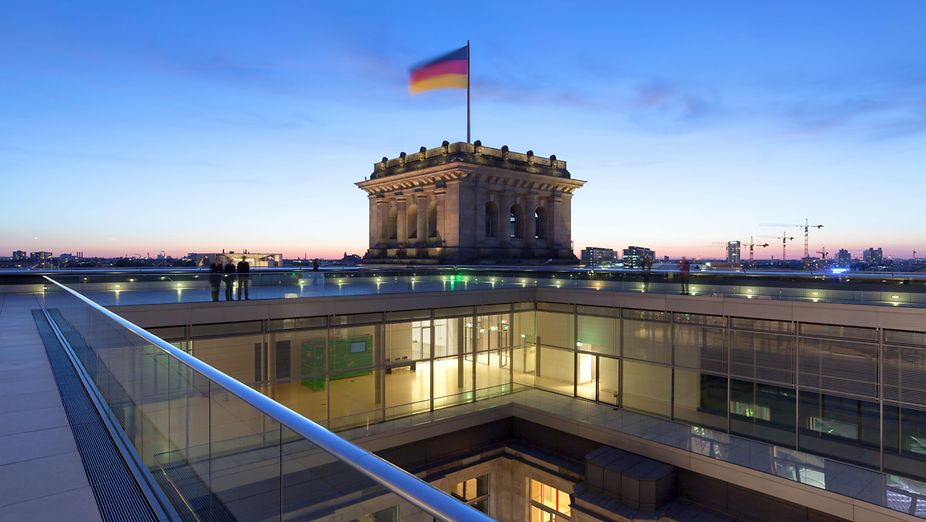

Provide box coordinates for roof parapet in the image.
[371,141,569,179]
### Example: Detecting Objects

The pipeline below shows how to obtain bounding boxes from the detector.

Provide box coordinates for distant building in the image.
[12,250,27,261]
[30,251,53,261]
[726,241,741,264]
[58,253,75,264]
[622,246,654,269]
[836,249,851,265]
[188,251,282,268]
[581,247,616,267]
[863,247,883,264]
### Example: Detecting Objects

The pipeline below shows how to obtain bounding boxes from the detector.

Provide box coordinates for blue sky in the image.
[1,1,924,259]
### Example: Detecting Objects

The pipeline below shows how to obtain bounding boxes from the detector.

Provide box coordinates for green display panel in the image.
[301,335,373,390]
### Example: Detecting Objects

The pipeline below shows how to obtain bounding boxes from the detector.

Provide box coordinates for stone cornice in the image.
[357,161,586,195]
[357,167,470,194]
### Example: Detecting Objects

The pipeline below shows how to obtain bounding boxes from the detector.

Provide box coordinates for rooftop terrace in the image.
[3,267,923,308]
[3,268,926,521]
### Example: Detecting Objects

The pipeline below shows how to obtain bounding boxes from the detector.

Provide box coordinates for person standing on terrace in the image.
[642,256,653,292]
[209,260,222,302]
[223,258,236,301]
[236,256,250,300]
[679,257,691,295]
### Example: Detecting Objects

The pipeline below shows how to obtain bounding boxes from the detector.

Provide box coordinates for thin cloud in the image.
[769,70,926,139]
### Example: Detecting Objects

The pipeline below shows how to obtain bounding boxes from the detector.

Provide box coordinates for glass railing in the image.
[41,276,492,522]
[19,266,926,308]
[326,383,520,433]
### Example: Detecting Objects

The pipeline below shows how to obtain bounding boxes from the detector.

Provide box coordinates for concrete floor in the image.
[0,293,101,521]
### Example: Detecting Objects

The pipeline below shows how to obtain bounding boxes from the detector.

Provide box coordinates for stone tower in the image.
[356,141,585,265]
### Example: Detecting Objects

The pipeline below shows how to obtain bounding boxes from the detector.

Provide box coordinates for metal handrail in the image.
[43,276,493,522]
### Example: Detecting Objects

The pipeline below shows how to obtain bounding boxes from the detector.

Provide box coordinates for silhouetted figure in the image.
[312,258,319,271]
[642,257,652,292]
[679,257,691,295]
[223,260,236,301]
[208,261,222,302]
[236,257,250,300]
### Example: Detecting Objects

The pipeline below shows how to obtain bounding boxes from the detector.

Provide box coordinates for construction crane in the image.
[760,219,824,258]
[817,247,829,260]
[746,236,769,263]
[759,234,795,260]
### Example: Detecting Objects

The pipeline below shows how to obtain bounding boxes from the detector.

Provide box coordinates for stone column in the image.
[523,195,538,248]
[540,198,554,247]
[378,198,389,243]
[416,193,428,246]
[474,186,487,243]
[551,191,574,258]
[560,192,573,254]
[434,184,447,244]
[497,192,512,248]
[395,196,407,247]
[443,180,462,252]
[370,195,382,248]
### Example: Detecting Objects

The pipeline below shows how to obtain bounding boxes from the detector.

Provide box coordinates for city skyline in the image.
[2,2,924,259]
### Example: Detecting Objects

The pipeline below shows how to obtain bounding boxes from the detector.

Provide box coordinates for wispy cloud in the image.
[770,72,926,139]
[0,145,227,169]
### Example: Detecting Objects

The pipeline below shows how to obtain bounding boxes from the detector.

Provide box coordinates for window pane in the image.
[801,323,877,342]
[328,368,383,430]
[577,314,616,355]
[331,325,377,372]
[465,478,477,500]
[623,361,670,417]
[384,360,429,419]
[799,338,877,398]
[730,331,794,384]
[267,329,327,423]
[476,475,488,497]
[433,356,473,409]
[798,392,880,469]
[531,506,549,522]
[731,317,794,334]
[536,346,574,394]
[598,357,619,406]
[542,484,556,510]
[730,380,796,448]
[623,319,669,363]
[674,324,725,373]
[537,311,573,349]
[386,320,429,363]
[558,490,571,516]
[674,369,727,430]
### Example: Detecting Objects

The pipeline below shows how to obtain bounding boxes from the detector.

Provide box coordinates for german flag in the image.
[409,46,468,94]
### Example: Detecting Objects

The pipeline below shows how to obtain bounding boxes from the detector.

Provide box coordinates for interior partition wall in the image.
[149,300,926,482]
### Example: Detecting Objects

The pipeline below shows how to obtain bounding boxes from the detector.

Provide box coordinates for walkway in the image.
[0,292,101,521]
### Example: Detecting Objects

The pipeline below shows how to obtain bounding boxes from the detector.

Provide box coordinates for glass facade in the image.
[149,302,926,482]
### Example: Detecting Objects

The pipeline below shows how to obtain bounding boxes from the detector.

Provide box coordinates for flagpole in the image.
[466,40,471,144]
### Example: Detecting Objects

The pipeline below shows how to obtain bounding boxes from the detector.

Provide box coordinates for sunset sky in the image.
[2,1,924,260]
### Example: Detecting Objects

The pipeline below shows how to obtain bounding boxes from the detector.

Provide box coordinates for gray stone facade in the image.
[357,141,586,265]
